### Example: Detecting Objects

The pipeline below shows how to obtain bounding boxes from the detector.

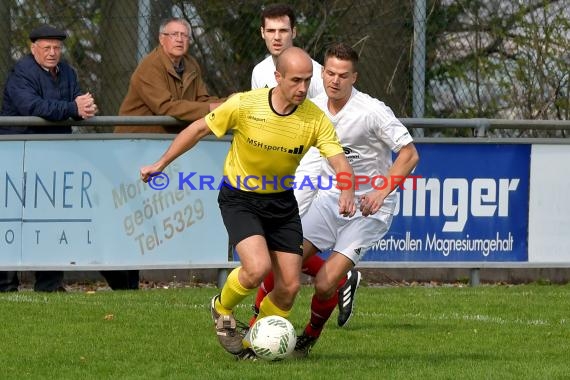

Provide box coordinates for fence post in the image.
[412,0,426,138]
[217,269,228,289]
[469,268,480,286]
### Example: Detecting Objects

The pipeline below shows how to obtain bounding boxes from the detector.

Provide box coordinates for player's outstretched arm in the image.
[140,118,211,182]
[327,153,356,217]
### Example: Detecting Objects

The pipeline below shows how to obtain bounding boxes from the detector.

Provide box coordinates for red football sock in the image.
[250,258,348,328]
[249,271,275,326]
[251,256,327,326]
[304,293,338,338]
[302,255,325,276]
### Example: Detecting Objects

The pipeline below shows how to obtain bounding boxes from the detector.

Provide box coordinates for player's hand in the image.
[140,162,164,183]
[359,191,386,216]
[208,102,223,112]
[338,190,356,218]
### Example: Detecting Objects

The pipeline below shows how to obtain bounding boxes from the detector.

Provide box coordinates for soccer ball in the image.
[250,315,297,361]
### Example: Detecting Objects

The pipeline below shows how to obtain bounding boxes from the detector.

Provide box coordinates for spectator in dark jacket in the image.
[0,24,98,292]
[0,24,97,134]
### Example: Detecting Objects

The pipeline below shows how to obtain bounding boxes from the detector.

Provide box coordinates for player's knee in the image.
[240,264,271,288]
[288,280,301,298]
[275,278,301,306]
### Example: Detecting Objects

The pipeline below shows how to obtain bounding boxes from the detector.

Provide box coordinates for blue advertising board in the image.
[232,143,531,264]
[364,143,530,262]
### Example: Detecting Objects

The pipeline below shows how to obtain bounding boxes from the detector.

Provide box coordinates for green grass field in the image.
[1,284,569,380]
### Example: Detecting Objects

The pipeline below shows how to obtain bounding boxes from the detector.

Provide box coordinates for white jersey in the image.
[251,54,325,216]
[251,55,325,99]
[311,87,414,215]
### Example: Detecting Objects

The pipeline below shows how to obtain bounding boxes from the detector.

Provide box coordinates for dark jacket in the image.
[115,46,222,134]
[0,54,82,134]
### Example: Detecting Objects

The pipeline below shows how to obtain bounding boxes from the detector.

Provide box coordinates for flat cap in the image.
[29,25,67,42]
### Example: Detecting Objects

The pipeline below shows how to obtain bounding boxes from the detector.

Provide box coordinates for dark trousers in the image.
[0,271,64,292]
[100,270,140,290]
[0,270,139,291]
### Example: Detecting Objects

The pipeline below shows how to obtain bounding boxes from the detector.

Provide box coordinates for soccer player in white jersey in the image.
[248,3,361,330]
[251,3,324,217]
[292,42,420,358]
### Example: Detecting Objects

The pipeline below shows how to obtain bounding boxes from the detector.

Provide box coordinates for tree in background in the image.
[0,0,568,138]
[425,0,569,136]
[179,0,412,118]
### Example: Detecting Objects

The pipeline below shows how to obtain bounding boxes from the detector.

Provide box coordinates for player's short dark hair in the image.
[261,3,296,29]
[324,43,359,71]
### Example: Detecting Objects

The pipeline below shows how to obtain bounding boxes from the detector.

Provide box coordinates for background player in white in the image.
[251,5,324,98]
[249,3,360,328]
[251,3,323,216]
[292,42,420,357]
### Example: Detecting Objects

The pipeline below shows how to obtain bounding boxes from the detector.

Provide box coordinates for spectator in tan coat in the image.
[115,17,223,134]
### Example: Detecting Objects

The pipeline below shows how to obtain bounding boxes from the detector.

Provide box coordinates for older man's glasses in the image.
[34,43,63,53]
[161,32,190,40]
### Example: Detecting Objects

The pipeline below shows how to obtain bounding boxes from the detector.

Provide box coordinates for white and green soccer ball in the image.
[250,315,297,361]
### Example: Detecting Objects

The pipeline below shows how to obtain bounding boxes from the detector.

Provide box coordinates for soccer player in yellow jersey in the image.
[250,3,362,331]
[140,47,356,359]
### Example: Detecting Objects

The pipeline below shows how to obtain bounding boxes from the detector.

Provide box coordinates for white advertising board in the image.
[0,141,25,265]
[0,139,230,269]
[528,144,570,263]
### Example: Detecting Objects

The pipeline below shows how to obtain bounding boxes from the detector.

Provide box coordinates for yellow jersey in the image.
[206,88,343,193]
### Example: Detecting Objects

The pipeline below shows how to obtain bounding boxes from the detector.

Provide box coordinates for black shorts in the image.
[217,185,302,255]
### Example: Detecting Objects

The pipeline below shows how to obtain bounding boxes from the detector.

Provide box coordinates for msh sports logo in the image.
[246,137,304,155]
[365,143,531,262]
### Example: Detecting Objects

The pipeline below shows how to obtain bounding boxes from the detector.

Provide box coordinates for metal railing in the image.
[1,116,570,130]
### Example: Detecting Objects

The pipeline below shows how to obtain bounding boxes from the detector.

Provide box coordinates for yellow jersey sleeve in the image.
[205,92,241,137]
